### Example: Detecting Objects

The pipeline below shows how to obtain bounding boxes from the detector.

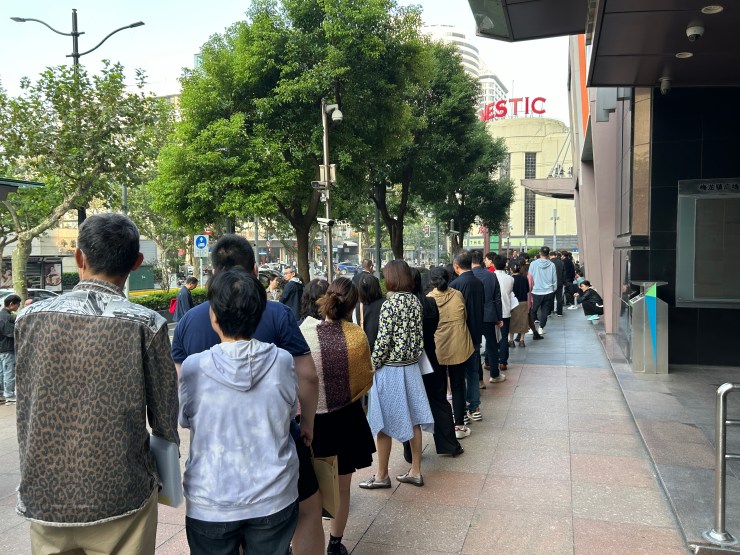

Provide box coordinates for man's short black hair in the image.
[470,250,484,265]
[211,234,255,273]
[540,246,550,257]
[207,266,266,339]
[4,294,21,307]
[185,277,198,286]
[493,255,507,271]
[77,214,140,277]
[454,250,473,270]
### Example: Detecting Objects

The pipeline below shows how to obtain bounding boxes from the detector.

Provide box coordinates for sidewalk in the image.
[0,307,690,554]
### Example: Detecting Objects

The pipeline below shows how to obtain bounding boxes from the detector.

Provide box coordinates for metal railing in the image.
[704,383,740,546]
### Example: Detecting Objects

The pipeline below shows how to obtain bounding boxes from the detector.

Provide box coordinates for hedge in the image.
[130,286,207,312]
[62,272,80,289]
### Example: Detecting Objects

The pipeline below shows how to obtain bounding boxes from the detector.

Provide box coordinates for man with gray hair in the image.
[15,213,179,554]
[280,265,304,320]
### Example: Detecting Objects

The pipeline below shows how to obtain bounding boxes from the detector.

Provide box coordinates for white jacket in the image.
[495,270,515,318]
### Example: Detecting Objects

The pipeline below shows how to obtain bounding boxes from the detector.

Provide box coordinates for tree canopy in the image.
[0,63,171,298]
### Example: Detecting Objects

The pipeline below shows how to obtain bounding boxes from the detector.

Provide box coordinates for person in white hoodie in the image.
[528,246,557,335]
[179,266,299,555]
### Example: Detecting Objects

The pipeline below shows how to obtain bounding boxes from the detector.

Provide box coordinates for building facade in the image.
[486,117,577,253]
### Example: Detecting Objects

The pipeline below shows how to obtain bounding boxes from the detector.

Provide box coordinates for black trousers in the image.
[403,363,461,459]
[555,284,564,315]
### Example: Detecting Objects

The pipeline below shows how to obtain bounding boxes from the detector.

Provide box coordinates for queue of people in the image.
[10,218,603,555]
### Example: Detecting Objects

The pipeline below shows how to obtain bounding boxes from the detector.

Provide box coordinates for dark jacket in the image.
[173,285,193,322]
[449,270,484,346]
[418,295,440,368]
[512,274,529,302]
[551,258,565,288]
[360,298,384,352]
[279,278,304,321]
[471,266,502,324]
[352,270,374,287]
[563,258,576,282]
[0,307,14,353]
[576,287,604,314]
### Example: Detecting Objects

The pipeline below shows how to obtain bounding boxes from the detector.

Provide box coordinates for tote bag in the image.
[311,447,340,518]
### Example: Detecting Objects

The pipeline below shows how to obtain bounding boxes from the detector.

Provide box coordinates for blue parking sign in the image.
[194,235,209,258]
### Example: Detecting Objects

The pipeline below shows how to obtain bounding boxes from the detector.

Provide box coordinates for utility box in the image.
[129,266,155,291]
[629,281,668,373]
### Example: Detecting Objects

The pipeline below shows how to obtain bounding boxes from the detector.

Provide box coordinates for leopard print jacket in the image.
[14,279,179,525]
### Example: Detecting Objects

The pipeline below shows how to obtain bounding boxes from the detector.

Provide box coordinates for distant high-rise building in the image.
[422,25,481,79]
[422,25,507,112]
[478,72,508,112]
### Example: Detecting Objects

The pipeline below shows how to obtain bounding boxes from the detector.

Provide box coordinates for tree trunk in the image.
[12,235,33,303]
[389,219,404,259]
[294,224,311,284]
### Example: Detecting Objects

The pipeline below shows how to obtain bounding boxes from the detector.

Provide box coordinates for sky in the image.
[0,0,570,124]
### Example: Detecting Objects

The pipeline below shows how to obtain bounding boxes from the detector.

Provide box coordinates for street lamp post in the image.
[551,208,560,251]
[320,98,342,282]
[11,9,145,225]
[11,9,144,71]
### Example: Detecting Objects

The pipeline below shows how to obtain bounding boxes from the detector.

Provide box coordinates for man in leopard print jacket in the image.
[14,214,179,554]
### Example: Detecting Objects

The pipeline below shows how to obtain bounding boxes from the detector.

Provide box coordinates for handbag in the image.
[418,350,435,376]
[310,447,340,518]
[510,291,519,310]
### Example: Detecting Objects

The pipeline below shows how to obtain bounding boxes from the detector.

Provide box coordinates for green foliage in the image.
[130,286,208,312]
[0,63,171,300]
[527,247,541,258]
[62,272,80,289]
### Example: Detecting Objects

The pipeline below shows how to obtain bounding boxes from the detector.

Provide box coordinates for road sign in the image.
[423,224,430,238]
[194,235,209,258]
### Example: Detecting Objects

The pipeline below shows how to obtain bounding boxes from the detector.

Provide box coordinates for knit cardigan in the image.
[299,317,374,414]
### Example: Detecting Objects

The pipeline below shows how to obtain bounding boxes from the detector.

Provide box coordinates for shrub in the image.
[527,247,541,259]
[62,272,80,289]
[130,286,207,312]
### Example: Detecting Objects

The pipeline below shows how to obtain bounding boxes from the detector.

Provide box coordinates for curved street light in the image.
[10,9,144,70]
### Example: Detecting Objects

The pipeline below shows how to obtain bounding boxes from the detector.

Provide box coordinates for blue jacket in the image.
[471,266,502,324]
[173,286,193,322]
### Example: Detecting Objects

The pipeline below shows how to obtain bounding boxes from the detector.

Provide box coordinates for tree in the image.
[425,124,515,254]
[0,64,170,300]
[151,0,426,281]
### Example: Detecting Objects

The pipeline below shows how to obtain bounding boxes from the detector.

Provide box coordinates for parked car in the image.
[336,261,359,275]
[0,288,59,304]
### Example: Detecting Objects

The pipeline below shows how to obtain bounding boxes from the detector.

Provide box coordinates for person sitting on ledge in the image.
[573,280,604,321]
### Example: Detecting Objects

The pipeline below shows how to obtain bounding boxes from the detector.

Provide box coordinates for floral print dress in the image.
[367,292,434,442]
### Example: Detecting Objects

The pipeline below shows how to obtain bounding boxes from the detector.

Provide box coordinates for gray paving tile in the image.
[570,431,649,458]
[572,482,678,528]
[362,500,473,552]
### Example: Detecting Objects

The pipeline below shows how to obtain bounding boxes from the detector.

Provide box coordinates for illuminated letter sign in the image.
[480,96,547,122]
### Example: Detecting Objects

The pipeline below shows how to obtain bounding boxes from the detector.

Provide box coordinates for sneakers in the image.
[463,412,470,425]
[538,327,546,335]
[568,305,579,310]
[533,334,545,340]
[455,426,471,439]
[479,380,486,390]
[4,396,16,405]
[469,409,482,421]
[489,374,506,383]
[587,314,601,321]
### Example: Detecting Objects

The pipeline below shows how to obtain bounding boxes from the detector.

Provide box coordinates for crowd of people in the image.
[10,214,603,555]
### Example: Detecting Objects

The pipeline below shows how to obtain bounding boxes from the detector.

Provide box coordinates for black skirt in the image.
[312,400,376,476]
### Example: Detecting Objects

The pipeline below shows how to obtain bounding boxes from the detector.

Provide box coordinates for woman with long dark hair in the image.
[357,273,384,351]
[359,260,433,489]
[299,278,375,555]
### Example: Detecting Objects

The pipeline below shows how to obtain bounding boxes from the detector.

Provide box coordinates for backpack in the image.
[168,297,177,315]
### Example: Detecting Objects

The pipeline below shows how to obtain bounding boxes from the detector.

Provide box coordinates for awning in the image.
[521,177,576,199]
[0,177,43,200]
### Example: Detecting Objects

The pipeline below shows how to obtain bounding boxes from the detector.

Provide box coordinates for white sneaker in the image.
[455,426,471,439]
[538,327,545,335]
[526,329,533,335]
[568,305,579,310]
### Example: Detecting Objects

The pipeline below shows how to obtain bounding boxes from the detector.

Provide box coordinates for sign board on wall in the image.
[480,97,546,122]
